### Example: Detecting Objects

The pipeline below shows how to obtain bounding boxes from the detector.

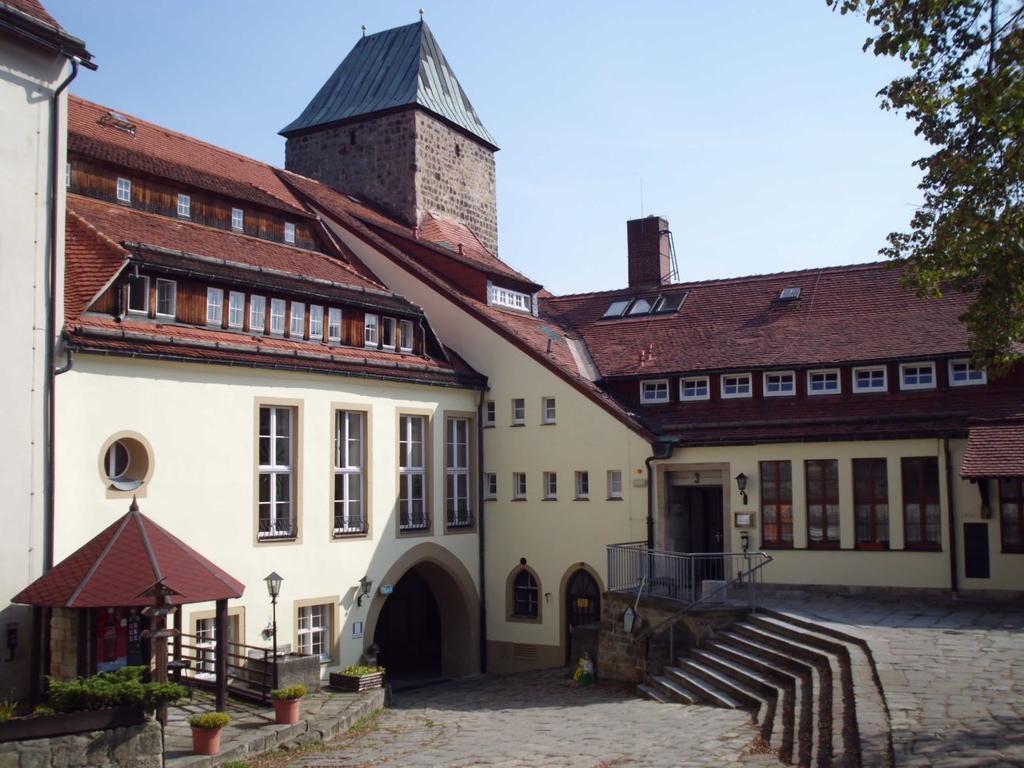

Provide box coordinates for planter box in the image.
[328,672,384,692]
[246,651,322,693]
[0,706,146,743]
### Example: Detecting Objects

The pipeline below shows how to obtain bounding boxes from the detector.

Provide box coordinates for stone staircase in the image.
[638,609,893,768]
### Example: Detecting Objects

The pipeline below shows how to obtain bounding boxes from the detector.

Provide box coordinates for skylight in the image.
[99,110,136,136]
[628,298,653,316]
[602,299,631,318]
[778,287,802,300]
[601,291,687,319]
[654,292,687,313]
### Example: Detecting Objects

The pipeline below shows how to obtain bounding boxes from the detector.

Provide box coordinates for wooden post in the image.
[173,606,182,662]
[214,599,228,712]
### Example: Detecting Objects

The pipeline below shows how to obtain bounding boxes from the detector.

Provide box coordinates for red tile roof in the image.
[69,96,309,216]
[13,501,244,608]
[541,263,978,377]
[65,210,129,319]
[69,194,384,293]
[3,0,57,28]
[280,171,539,288]
[962,422,1024,478]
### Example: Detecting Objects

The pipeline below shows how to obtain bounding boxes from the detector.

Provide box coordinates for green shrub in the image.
[0,700,15,723]
[46,667,186,714]
[188,711,230,730]
[270,684,307,700]
[32,705,55,718]
[221,762,251,768]
[340,665,383,676]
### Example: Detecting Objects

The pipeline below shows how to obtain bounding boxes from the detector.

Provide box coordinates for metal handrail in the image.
[635,551,774,643]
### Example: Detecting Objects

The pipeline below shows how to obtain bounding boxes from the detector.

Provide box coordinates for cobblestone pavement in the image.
[290,669,780,768]
[765,593,1024,767]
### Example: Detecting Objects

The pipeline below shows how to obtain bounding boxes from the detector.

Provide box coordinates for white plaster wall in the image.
[0,36,69,698]
[329,222,652,653]
[55,355,480,672]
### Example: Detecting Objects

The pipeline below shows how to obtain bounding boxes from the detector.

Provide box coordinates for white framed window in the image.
[721,373,752,399]
[575,471,589,500]
[334,410,366,535]
[309,305,324,340]
[446,417,472,528]
[289,302,305,338]
[249,295,266,333]
[177,193,190,218]
[231,207,244,232]
[206,287,223,326]
[764,371,796,397]
[155,279,176,318]
[227,291,245,329]
[116,177,131,203]
[484,473,497,500]
[297,604,331,661]
[511,398,526,425]
[948,358,986,386]
[327,308,342,343]
[543,471,557,500]
[398,415,428,530]
[194,617,216,676]
[364,313,379,347]
[399,319,414,352]
[488,284,532,312]
[900,362,936,391]
[269,298,286,335]
[381,317,397,350]
[257,405,295,539]
[607,470,624,500]
[513,472,527,500]
[542,397,556,424]
[853,365,887,393]
[808,368,841,395]
[483,400,495,427]
[284,222,296,244]
[127,275,149,314]
[680,376,710,401]
[640,379,669,404]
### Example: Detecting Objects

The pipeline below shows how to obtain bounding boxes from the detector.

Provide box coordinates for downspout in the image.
[944,437,959,595]
[644,441,675,548]
[34,55,80,703]
[476,388,487,673]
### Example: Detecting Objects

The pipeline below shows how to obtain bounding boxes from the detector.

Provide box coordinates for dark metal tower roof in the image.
[280,21,497,149]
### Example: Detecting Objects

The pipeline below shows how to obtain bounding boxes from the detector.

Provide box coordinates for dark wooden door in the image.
[564,569,600,664]
[964,523,990,579]
[669,486,725,553]
[373,569,442,676]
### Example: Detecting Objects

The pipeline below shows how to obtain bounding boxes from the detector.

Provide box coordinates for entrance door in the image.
[564,569,600,664]
[373,569,442,678]
[668,486,725,553]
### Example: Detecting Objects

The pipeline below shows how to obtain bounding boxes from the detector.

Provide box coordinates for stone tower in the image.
[281,21,500,253]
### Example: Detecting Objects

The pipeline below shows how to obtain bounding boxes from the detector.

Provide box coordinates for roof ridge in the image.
[545,259,896,301]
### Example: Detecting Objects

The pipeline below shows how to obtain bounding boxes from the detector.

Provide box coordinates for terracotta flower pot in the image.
[191,726,223,756]
[273,697,301,724]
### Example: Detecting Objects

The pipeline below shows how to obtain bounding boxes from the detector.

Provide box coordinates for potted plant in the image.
[270,684,306,724]
[328,665,385,692]
[188,711,230,756]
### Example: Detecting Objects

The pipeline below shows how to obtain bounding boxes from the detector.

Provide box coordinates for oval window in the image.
[101,437,150,491]
[105,441,130,480]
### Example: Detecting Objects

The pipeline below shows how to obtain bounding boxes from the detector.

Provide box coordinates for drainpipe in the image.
[33,55,80,703]
[644,441,675,549]
[476,388,488,673]
[944,437,959,595]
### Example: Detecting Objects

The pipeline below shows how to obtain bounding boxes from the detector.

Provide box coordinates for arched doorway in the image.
[564,568,601,664]
[373,569,441,677]
[365,543,480,681]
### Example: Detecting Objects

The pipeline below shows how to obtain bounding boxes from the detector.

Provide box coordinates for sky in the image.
[48,1,928,295]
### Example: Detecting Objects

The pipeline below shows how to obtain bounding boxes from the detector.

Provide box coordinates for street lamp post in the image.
[264,572,283,690]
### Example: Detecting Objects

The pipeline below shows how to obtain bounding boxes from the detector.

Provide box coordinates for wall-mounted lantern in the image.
[735,473,748,505]
[357,576,374,607]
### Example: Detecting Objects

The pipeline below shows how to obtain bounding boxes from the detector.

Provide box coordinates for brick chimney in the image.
[627,216,671,289]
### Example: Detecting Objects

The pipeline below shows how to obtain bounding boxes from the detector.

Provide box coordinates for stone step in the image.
[637,682,671,703]
[664,665,743,709]
[678,657,764,712]
[692,648,787,758]
[650,674,699,705]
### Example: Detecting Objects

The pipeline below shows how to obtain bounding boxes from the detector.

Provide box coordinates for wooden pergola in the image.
[13,498,245,710]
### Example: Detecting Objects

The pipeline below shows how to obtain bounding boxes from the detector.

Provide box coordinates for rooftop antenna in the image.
[361,24,366,37]
[419,8,425,21]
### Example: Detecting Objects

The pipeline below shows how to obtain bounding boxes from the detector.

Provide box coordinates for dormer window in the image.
[949,358,986,386]
[680,376,710,401]
[206,287,224,326]
[489,285,532,312]
[327,308,342,343]
[764,371,796,397]
[231,208,244,232]
[364,313,379,347]
[381,317,397,350]
[900,362,936,391]
[721,373,752,399]
[289,302,305,338]
[155,279,176,319]
[399,320,414,352]
[309,305,324,341]
[177,194,191,218]
[269,299,286,335]
[284,222,296,244]
[853,366,887,393]
[640,379,669,404]
[127,274,149,314]
[808,369,841,395]
[250,295,266,332]
[228,291,245,329]
[116,177,132,204]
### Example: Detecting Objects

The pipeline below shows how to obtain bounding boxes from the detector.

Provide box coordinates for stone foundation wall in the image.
[0,718,162,768]
[598,592,748,683]
[49,608,78,682]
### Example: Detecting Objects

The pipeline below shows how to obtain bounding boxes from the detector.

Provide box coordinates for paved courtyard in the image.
[765,592,1024,767]
[286,669,778,768]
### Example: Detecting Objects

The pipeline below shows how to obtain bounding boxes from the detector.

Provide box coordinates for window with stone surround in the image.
[760,460,793,547]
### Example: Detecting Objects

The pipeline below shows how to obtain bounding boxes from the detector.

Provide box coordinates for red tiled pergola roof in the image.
[13,500,245,608]
[962,422,1024,478]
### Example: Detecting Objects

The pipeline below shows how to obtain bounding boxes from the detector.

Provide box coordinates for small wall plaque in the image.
[734,512,754,528]
[352,621,364,639]
[379,584,394,595]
